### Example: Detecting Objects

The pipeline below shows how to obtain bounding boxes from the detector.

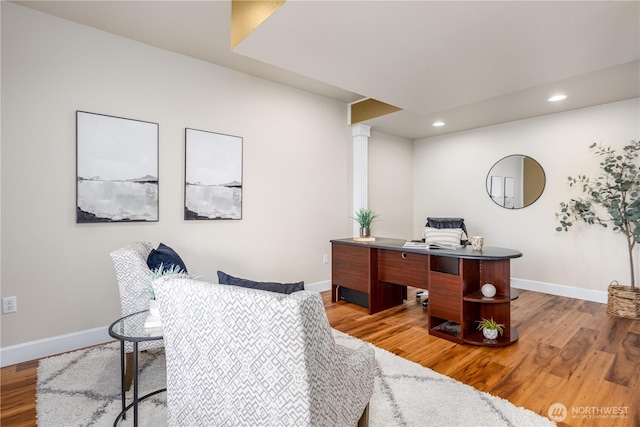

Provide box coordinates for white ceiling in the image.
[14,1,640,139]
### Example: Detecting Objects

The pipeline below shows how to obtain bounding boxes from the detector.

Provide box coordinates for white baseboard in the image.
[306,279,331,293]
[0,326,112,368]
[0,280,333,368]
[511,277,607,304]
[0,278,602,367]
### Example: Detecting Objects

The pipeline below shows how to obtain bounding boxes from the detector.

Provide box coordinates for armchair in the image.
[110,241,164,390]
[154,277,376,427]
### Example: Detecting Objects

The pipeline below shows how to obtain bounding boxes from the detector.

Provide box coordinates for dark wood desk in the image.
[331,237,522,346]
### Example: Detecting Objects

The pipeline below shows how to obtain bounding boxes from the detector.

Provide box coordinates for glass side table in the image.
[108,310,165,427]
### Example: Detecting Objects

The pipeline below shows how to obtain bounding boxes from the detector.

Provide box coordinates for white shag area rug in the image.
[37,329,555,427]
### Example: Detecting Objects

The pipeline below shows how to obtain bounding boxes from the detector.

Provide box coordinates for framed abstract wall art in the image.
[184,128,243,220]
[76,111,159,223]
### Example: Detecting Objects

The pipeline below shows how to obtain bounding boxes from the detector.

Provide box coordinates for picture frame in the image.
[76,111,159,223]
[184,128,243,220]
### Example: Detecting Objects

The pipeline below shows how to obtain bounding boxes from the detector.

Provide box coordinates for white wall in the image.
[1,3,360,350]
[414,98,640,293]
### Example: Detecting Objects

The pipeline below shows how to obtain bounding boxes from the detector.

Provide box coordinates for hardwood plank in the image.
[605,331,640,387]
[591,314,635,354]
[553,349,617,426]
[489,349,558,404]
[494,369,565,419]
[445,352,508,391]
[0,361,37,427]
[628,317,640,334]
[523,371,567,419]
[548,327,598,380]
[547,311,593,349]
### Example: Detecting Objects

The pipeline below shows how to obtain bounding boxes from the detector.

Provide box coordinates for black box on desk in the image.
[339,287,368,308]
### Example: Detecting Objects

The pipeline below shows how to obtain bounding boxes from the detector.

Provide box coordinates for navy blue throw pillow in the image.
[147,243,188,273]
[217,271,304,294]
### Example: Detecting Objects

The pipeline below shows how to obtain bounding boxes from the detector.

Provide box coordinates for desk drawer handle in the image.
[402,252,408,259]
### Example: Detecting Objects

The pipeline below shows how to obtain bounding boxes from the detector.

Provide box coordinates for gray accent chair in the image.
[110,241,164,390]
[154,276,376,427]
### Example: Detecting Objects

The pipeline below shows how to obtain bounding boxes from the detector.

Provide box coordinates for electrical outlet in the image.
[323,254,329,264]
[2,296,17,314]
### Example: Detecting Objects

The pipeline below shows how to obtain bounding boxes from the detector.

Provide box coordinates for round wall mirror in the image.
[486,155,545,209]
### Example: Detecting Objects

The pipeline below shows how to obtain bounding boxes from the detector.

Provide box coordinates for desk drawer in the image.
[378,249,428,289]
[332,243,371,293]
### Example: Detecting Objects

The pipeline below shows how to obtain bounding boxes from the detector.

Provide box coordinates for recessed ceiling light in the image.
[432,121,445,127]
[548,94,567,102]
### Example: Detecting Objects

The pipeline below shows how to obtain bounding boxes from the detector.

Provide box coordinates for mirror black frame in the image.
[486,155,545,209]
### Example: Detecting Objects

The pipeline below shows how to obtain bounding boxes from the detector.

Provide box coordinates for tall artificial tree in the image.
[556,140,640,290]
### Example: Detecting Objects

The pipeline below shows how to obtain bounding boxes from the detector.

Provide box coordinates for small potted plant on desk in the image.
[477,317,505,340]
[351,208,379,238]
[556,140,639,320]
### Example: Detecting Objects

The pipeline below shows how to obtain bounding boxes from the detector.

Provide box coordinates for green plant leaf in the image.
[350,208,379,228]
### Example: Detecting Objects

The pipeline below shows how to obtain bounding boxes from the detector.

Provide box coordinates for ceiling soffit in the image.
[13,0,640,139]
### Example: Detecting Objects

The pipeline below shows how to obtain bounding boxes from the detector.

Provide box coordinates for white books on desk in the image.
[402,241,428,249]
[402,241,459,250]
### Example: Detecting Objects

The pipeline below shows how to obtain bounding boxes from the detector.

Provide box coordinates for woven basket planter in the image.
[607,281,640,320]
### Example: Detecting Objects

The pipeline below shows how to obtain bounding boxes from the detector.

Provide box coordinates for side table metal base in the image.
[113,388,167,427]
[109,311,165,427]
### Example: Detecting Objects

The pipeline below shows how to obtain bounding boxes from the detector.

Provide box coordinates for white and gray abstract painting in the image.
[76,111,159,222]
[185,128,242,220]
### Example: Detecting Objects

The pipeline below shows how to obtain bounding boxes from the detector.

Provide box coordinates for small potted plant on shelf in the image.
[556,140,639,320]
[476,317,505,340]
[351,208,379,238]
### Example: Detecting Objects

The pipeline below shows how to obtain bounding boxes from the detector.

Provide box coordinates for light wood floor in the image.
[1,289,638,427]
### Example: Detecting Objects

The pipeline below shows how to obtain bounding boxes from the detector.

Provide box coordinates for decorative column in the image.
[352,124,371,237]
